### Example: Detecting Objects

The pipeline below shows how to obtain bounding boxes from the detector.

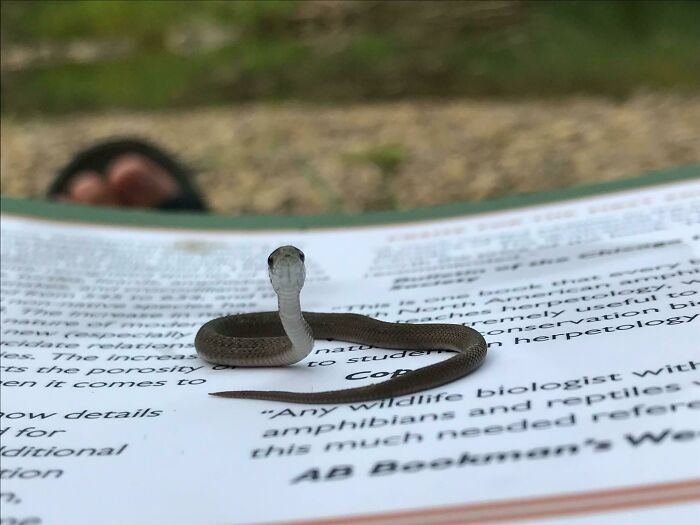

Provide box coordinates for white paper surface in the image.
[1,178,699,525]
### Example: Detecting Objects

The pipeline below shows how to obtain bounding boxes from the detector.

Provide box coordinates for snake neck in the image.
[276,289,314,364]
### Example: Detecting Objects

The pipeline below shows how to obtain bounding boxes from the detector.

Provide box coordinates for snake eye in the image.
[267,255,274,267]
[299,251,305,262]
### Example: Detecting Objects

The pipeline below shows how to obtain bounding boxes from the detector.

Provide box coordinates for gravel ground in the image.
[2,93,698,215]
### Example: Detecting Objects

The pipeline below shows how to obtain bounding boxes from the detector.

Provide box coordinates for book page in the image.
[1,176,699,524]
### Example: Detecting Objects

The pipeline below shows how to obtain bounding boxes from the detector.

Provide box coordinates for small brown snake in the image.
[195,245,487,403]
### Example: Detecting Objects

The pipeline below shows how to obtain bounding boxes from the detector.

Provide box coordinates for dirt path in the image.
[2,94,698,215]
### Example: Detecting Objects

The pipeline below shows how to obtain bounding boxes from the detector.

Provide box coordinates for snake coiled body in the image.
[195,246,488,404]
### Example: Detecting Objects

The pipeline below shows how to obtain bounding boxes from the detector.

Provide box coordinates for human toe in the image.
[65,171,120,206]
[107,154,179,208]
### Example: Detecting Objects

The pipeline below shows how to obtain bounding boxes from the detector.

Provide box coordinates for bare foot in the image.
[60,154,179,208]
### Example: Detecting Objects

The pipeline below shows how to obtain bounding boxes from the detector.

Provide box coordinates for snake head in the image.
[268,245,306,294]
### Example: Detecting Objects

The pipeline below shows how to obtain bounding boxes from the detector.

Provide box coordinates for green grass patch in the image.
[1,0,299,44]
[2,1,699,115]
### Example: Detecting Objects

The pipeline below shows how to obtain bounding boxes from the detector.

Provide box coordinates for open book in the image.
[1,166,699,524]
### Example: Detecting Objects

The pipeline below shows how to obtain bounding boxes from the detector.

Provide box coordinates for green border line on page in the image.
[1,164,698,231]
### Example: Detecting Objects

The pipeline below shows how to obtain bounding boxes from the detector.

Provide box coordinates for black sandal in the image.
[47,138,207,212]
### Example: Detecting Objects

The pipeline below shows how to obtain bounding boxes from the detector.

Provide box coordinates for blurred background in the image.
[1,0,699,214]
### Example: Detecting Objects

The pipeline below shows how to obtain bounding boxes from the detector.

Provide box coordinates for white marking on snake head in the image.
[268,245,306,294]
